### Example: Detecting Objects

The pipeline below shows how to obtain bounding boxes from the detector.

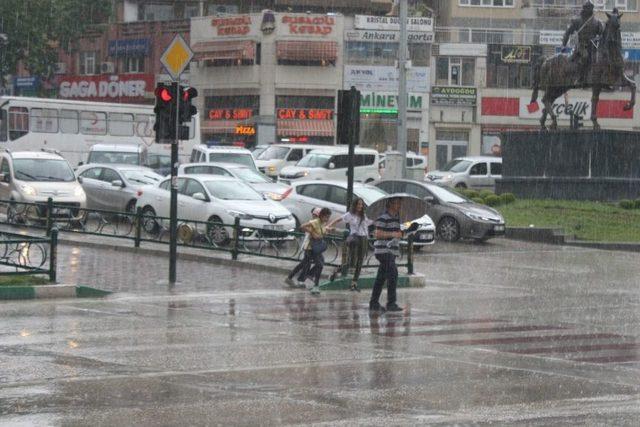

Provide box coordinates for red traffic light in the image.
[182,87,198,101]
[155,86,173,102]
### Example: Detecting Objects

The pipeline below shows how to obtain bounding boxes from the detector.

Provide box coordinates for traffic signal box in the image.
[337,88,361,146]
[154,83,198,143]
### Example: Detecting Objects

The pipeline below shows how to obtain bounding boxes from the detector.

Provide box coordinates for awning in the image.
[277,120,335,137]
[276,40,338,62]
[201,120,240,134]
[192,40,256,62]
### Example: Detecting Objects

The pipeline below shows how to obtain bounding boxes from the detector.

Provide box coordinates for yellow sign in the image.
[160,34,193,79]
[235,125,256,135]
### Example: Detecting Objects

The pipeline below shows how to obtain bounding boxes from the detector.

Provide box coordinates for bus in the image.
[0,96,200,166]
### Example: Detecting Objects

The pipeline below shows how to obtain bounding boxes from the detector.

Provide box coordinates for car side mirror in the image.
[192,192,207,201]
[424,196,436,204]
[328,162,336,170]
[111,179,124,188]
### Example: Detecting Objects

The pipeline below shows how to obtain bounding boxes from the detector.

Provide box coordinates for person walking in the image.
[302,208,332,295]
[327,198,373,292]
[370,197,403,313]
[285,208,321,288]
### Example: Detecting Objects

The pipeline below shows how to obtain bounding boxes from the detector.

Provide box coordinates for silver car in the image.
[76,164,163,213]
[426,156,502,190]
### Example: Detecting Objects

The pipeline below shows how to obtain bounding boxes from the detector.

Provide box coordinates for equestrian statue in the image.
[531,2,636,130]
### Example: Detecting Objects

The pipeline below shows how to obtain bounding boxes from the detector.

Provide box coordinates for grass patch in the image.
[497,199,640,242]
[0,275,50,286]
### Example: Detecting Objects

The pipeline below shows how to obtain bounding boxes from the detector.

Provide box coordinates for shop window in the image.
[124,56,145,73]
[276,96,334,109]
[436,57,475,87]
[486,45,541,89]
[8,107,29,140]
[346,42,431,67]
[459,0,514,6]
[79,52,97,75]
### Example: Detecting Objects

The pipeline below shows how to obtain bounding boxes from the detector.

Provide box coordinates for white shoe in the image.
[310,286,320,295]
[285,277,296,287]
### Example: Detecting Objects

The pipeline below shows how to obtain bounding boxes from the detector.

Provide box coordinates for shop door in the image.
[435,130,469,170]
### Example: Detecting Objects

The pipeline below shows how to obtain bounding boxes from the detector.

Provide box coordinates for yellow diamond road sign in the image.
[160,34,193,80]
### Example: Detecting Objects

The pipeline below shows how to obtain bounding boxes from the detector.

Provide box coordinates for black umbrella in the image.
[366,193,427,224]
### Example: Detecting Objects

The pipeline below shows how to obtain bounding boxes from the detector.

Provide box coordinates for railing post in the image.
[46,197,53,236]
[134,206,143,248]
[49,228,58,282]
[231,217,240,260]
[407,234,414,275]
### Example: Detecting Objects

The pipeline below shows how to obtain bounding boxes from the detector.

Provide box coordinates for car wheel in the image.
[437,217,460,242]
[365,178,374,183]
[455,183,467,189]
[207,216,230,246]
[141,206,159,234]
[125,199,137,214]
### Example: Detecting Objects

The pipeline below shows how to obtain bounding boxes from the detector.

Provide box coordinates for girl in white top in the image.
[328,198,373,292]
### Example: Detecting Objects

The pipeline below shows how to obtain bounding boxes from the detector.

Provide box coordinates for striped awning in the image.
[276,40,338,62]
[277,120,335,137]
[201,120,239,134]
[192,40,256,61]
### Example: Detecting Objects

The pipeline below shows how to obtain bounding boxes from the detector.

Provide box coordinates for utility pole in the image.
[397,0,409,179]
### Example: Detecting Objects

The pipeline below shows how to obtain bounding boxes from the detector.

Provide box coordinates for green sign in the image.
[431,86,477,107]
[359,92,425,114]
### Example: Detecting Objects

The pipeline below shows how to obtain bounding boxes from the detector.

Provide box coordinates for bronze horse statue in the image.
[531,11,636,130]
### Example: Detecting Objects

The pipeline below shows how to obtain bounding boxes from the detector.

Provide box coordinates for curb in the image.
[320,273,425,291]
[506,226,639,252]
[0,284,112,300]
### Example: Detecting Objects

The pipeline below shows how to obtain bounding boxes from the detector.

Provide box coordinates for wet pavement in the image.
[1,238,639,425]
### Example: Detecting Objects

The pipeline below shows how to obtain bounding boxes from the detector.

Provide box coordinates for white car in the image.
[281,180,435,248]
[426,156,502,190]
[255,144,331,179]
[278,147,380,184]
[189,145,258,171]
[136,175,295,245]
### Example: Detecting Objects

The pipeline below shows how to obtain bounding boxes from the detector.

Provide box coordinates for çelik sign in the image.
[431,87,477,107]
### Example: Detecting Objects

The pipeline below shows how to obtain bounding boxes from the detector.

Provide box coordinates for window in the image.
[346,42,432,67]
[190,150,199,163]
[0,110,7,142]
[1,158,10,175]
[8,107,29,140]
[80,167,102,180]
[276,96,334,109]
[159,179,171,191]
[298,184,328,201]
[60,110,79,134]
[436,57,475,86]
[459,0,514,6]
[491,162,502,175]
[287,149,304,162]
[404,183,431,199]
[108,113,134,136]
[208,153,254,168]
[184,165,231,176]
[30,109,58,133]
[100,168,121,183]
[327,186,347,206]
[486,45,542,89]
[331,155,350,169]
[138,3,174,21]
[80,111,107,135]
[79,52,97,75]
[124,56,145,73]
[470,163,488,176]
[183,179,206,198]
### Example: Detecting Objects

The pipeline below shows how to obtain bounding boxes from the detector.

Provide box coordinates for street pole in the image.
[169,80,180,285]
[397,0,408,179]
[346,86,358,210]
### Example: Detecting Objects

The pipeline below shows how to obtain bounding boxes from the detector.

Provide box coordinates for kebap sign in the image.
[431,87,477,106]
[280,14,336,36]
[354,15,433,32]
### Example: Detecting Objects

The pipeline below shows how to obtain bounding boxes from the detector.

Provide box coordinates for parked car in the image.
[136,175,295,245]
[250,145,270,159]
[178,162,291,201]
[189,145,257,171]
[147,153,172,176]
[373,179,505,242]
[255,144,331,179]
[0,150,86,222]
[426,156,502,190]
[281,180,435,248]
[84,143,148,167]
[279,147,380,184]
[76,164,163,213]
[379,151,428,181]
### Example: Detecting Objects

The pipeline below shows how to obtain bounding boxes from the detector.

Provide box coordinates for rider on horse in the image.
[562,1,604,87]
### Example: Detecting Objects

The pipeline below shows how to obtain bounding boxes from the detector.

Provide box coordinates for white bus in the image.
[0,96,200,166]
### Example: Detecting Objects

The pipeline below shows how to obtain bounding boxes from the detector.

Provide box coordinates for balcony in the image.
[435,27,544,45]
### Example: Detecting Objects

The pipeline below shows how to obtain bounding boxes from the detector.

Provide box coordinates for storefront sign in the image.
[211,15,252,36]
[235,125,255,135]
[108,38,151,57]
[277,109,333,120]
[540,30,640,49]
[58,74,153,102]
[501,45,532,64]
[518,97,633,120]
[431,87,477,107]
[360,92,425,113]
[354,15,433,32]
[345,30,433,43]
[14,76,40,89]
[344,65,430,93]
[208,108,254,120]
[281,15,335,36]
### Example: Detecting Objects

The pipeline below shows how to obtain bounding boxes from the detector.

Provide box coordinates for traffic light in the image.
[337,88,361,145]
[154,83,177,143]
[179,86,198,124]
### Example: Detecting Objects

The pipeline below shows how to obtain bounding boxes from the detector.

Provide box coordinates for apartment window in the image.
[346,42,431,67]
[206,4,239,15]
[436,57,475,86]
[123,56,145,73]
[138,3,174,21]
[459,0,514,6]
[79,52,97,75]
[276,96,334,109]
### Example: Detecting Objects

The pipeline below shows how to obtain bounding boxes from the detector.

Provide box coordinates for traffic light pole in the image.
[397,0,409,179]
[169,80,180,285]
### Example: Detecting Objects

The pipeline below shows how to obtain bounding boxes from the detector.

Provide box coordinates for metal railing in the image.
[0,198,414,275]
[0,230,57,281]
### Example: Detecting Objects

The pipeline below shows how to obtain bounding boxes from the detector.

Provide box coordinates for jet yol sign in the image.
[520,97,591,120]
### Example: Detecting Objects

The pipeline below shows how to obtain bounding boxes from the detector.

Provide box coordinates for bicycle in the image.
[0,233,47,268]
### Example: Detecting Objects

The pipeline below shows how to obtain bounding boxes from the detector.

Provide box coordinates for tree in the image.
[0,0,112,89]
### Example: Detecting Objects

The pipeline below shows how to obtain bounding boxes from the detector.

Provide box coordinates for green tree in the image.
[0,0,112,90]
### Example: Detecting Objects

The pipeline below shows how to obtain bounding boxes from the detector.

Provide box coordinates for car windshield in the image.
[441,159,472,173]
[297,153,331,168]
[204,180,263,201]
[148,155,171,168]
[426,184,468,204]
[121,170,163,185]
[355,186,388,205]
[257,146,288,160]
[232,167,271,183]
[208,153,255,168]
[89,151,140,165]
[14,159,76,182]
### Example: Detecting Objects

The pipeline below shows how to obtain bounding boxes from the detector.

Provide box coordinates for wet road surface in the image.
[1,239,639,425]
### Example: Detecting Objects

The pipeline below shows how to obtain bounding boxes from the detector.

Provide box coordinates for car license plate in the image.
[419,233,433,240]
[494,224,505,232]
[264,224,284,230]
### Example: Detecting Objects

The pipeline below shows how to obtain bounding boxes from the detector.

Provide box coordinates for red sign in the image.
[208,108,253,120]
[58,74,154,103]
[211,16,252,36]
[282,15,334,35]
[277,109,333,120]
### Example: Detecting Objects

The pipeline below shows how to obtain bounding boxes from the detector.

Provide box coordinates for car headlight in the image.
[268,166,277,173]
[265,191,284,201]
[74,186,85,197]
[227,210,254,220]
[464,211,490,221]
[441,174,454,181]
[20,184,37,196]
[293,171,309,179]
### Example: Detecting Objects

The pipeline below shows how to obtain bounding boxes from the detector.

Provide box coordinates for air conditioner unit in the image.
[100,61,115,74]
[53,62,67,74]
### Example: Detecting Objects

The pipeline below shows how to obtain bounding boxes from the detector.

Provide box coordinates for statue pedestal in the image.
[496,130,640,201]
